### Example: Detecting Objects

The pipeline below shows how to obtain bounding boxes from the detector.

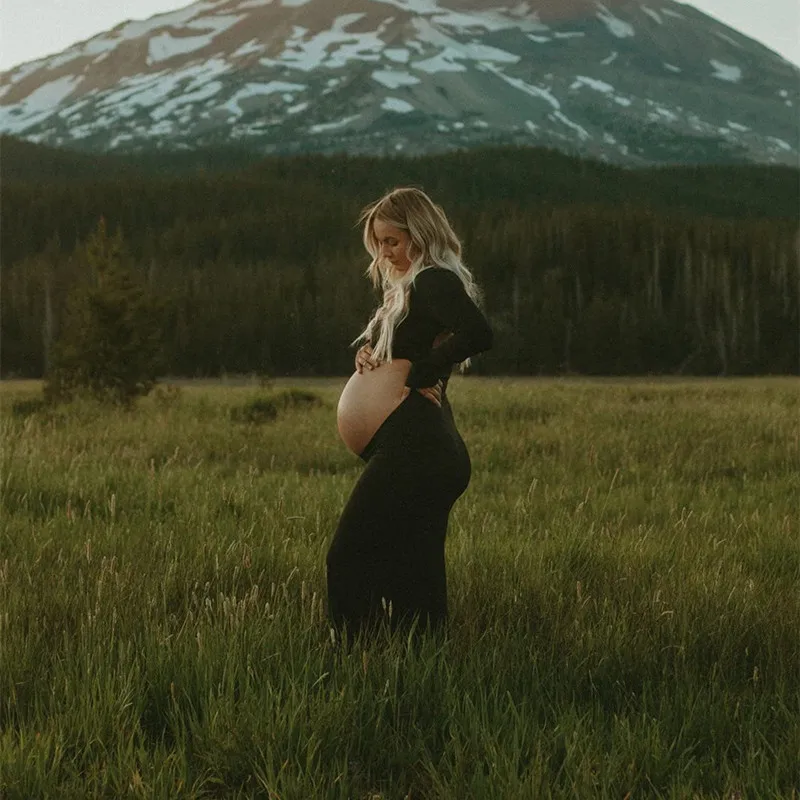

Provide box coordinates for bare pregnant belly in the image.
[337,359,411,455]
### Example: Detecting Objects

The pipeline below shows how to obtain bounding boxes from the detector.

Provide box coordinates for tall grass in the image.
[1,378,798,799]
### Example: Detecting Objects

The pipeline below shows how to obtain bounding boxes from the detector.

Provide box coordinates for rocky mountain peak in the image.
[1,0,797,165]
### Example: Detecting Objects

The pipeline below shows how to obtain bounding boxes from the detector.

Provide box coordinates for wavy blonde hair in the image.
[353,187,482,368]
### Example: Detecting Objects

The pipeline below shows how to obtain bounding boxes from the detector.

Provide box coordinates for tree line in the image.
[2,142,798,378]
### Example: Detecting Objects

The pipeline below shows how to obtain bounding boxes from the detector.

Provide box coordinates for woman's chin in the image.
[381,259,410,275]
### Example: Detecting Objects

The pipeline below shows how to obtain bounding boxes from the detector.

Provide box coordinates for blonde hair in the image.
[353,187,482,368]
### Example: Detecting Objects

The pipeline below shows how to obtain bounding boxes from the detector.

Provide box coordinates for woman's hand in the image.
[413,379,444,408]
[355,344,379,373]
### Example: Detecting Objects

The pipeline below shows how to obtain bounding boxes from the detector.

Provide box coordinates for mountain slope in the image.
[1,0,797,165]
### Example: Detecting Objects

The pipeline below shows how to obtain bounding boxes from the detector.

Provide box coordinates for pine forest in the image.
[2,137,798,378]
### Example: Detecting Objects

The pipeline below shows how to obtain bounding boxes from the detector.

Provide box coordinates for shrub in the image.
[152,383,184,411]
[230,389,323,425]
[230,397,280,424]
[10,398,50,418]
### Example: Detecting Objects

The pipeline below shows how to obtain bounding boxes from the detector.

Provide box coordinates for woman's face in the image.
[373,218,413,273]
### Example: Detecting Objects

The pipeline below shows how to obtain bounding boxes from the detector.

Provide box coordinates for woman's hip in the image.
[363,391,462,452]
[361,392,471,497]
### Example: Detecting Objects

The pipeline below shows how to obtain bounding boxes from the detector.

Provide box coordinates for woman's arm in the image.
[405,267,493,389]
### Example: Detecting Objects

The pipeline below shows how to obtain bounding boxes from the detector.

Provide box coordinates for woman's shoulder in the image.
[412,266,463,292]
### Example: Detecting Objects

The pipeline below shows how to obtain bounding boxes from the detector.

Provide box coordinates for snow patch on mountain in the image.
[596,3,635,38]
[148,34,216,63]
[767,136,791,151]
[385,48,411,63]
[411,18,520,69]
[482,64,560,110]
[116,2,218,41]
[710,60,742,82]
[0,75,81,133]
[95,73,166,110]
[640,6,662,24]
[464,43,519,62]
[262,15,386,72]
[110,132,135,149]
[223,81,306,116]
[374,0,437,13]
[714,31,743,49]
[650,106,678,122]
[152,81,223,121]
[232,39,265,57]
[7,62,42,85]
[429,7,548,34]
[372,69,421,88]
[186,14,244,36]
[571,75,614,93]
[382,96,415,112]
[58,98,90,119]
[413,49,467,73]
[431,10,511,32]
[46,49,88,71]
[83,37,122,57]
[309,114,360,133]
[551,110,590,140]
[44,34,123,70]
[94,59,231,119]
[174,58,232,89]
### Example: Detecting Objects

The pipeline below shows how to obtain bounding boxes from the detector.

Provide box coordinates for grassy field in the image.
[1,377,798,799]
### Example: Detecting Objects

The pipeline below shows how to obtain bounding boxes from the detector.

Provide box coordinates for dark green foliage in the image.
[2,140,798,378]
[2,137,798,221]
[0,135,260,182]
[230,389,323,424]
[230,397,280,424]
[276,388,325,409]
[10,398,50,418]
[44,220,166,405]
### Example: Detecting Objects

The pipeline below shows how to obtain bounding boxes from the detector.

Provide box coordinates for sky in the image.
[1,0,798,71]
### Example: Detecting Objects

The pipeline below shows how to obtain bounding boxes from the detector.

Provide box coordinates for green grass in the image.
[1,377,798,799]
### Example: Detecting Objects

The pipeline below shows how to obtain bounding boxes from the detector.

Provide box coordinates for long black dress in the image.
[326,267,493,636]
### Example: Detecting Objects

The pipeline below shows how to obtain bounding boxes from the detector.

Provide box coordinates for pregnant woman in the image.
[328,187,493,637]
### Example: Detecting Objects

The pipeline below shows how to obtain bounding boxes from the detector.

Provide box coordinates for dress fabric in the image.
[326,266,493,636]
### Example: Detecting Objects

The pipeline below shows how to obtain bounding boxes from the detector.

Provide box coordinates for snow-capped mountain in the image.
[1,0,798,165]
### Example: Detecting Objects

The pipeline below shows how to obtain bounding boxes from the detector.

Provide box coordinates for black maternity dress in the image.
[326,266,493,636]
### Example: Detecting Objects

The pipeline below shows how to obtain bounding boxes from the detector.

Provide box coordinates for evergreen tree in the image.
[44,219,166,405]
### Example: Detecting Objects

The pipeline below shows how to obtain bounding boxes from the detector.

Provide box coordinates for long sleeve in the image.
[405,267,493,389]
